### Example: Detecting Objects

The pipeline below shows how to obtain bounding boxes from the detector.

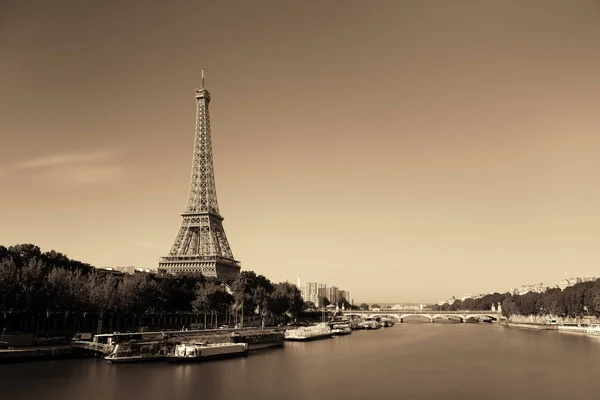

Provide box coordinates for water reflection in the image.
[2,325,600,400]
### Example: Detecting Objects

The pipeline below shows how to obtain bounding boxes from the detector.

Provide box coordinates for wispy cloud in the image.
[2,148,124,185]
[13,149,121,170]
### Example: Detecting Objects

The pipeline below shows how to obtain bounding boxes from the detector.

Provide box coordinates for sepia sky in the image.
[1,0,600,303]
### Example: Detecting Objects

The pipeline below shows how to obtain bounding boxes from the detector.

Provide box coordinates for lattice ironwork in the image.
[159,72,240,280]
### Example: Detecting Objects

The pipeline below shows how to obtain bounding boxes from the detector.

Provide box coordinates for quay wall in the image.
[0,346,89,363]
[508,314,598,325]
[506,322,557,330]
[0,312,266,337]
[506,322,592,335]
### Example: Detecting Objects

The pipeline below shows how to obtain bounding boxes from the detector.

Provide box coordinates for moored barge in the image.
[284,324,333,341]
[166,342,248,363]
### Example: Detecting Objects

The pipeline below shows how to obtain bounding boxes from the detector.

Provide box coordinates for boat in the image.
[358,320,381,330]
[331,324,352,336]
[104,342,166,364]
[585,326,600,337]
[381,318,396,328]
[105,353,166,363]
[167,342,248,363]
[284,324,333,341]
[348,320,360,330]
[558,324,587,334]
[230,330,285,351]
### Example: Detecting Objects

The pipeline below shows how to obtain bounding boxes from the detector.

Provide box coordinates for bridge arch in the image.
[464,314,499,322]
[398,314,434,322]
[370,314,403,321]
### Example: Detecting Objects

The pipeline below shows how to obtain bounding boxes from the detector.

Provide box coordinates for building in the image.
[113,266,156,274]
[554,277,597,290]
[95,266,156,276]
[338,290,350,302]
[303,282,327,308]
[508,283,549,296]
[318,285,327,303]
[95,267,124,277]
[326,286,339,305]
[158,72,240,280]
[300,279,351,308]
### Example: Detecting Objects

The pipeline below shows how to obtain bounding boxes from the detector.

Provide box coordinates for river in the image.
[1,323,599,400]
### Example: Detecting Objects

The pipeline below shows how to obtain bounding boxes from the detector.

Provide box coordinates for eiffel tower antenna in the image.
[158,75,241,281]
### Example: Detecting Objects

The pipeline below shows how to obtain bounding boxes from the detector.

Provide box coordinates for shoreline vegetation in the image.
[0,244,350,337]
[433,281,600,329]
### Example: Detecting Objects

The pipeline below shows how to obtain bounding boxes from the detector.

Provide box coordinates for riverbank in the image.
[506,322,557,331]
[0,346,91,363]
[505,322,595,336]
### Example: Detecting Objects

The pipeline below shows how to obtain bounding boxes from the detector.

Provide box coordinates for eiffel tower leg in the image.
[169,226,188,255]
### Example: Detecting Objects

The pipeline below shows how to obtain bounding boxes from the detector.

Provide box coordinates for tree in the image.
[542,288,565,316]
[192,281,234,328]
[157,272,204,313]
[0,257,19,317]
[268,282,303,318]
[47,267,80,313]
[303,301,317,311]
[501,298,519,318]
[359,303,369,311]
[118,273,160,317]
[337,297,351,309]
[514,292,540,315]
[231,271,273,318]
[449,300,463,311]
[371,304,381,309]
[18,257,48,316]
[8,244,42,267]
[86,273,119,333]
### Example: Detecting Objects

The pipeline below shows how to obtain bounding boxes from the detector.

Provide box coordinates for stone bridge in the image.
[341,310,504,323]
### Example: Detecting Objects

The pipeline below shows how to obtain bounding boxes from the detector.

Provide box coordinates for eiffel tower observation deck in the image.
[158,71,241,281]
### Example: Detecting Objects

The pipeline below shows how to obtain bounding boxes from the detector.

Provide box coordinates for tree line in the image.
[431,279,600,319]
[0,244,304,333]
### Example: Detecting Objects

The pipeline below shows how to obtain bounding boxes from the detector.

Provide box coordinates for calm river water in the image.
[2,323,600,400]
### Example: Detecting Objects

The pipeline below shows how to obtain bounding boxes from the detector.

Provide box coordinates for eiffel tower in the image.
[158,71,241,281]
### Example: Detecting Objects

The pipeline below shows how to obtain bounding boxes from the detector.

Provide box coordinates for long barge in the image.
[284,324,333,341]
[81,328,284,363]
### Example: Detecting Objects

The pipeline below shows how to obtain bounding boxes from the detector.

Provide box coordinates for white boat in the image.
[557,324,587,334]
[104,342,166,364]
[167,342,248,363]
[284,324,333,341]
[585,326,600,337]
[331,324,352,336]
[358,320,381,330]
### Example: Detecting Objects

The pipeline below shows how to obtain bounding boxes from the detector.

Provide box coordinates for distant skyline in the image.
[1,1,599,303]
